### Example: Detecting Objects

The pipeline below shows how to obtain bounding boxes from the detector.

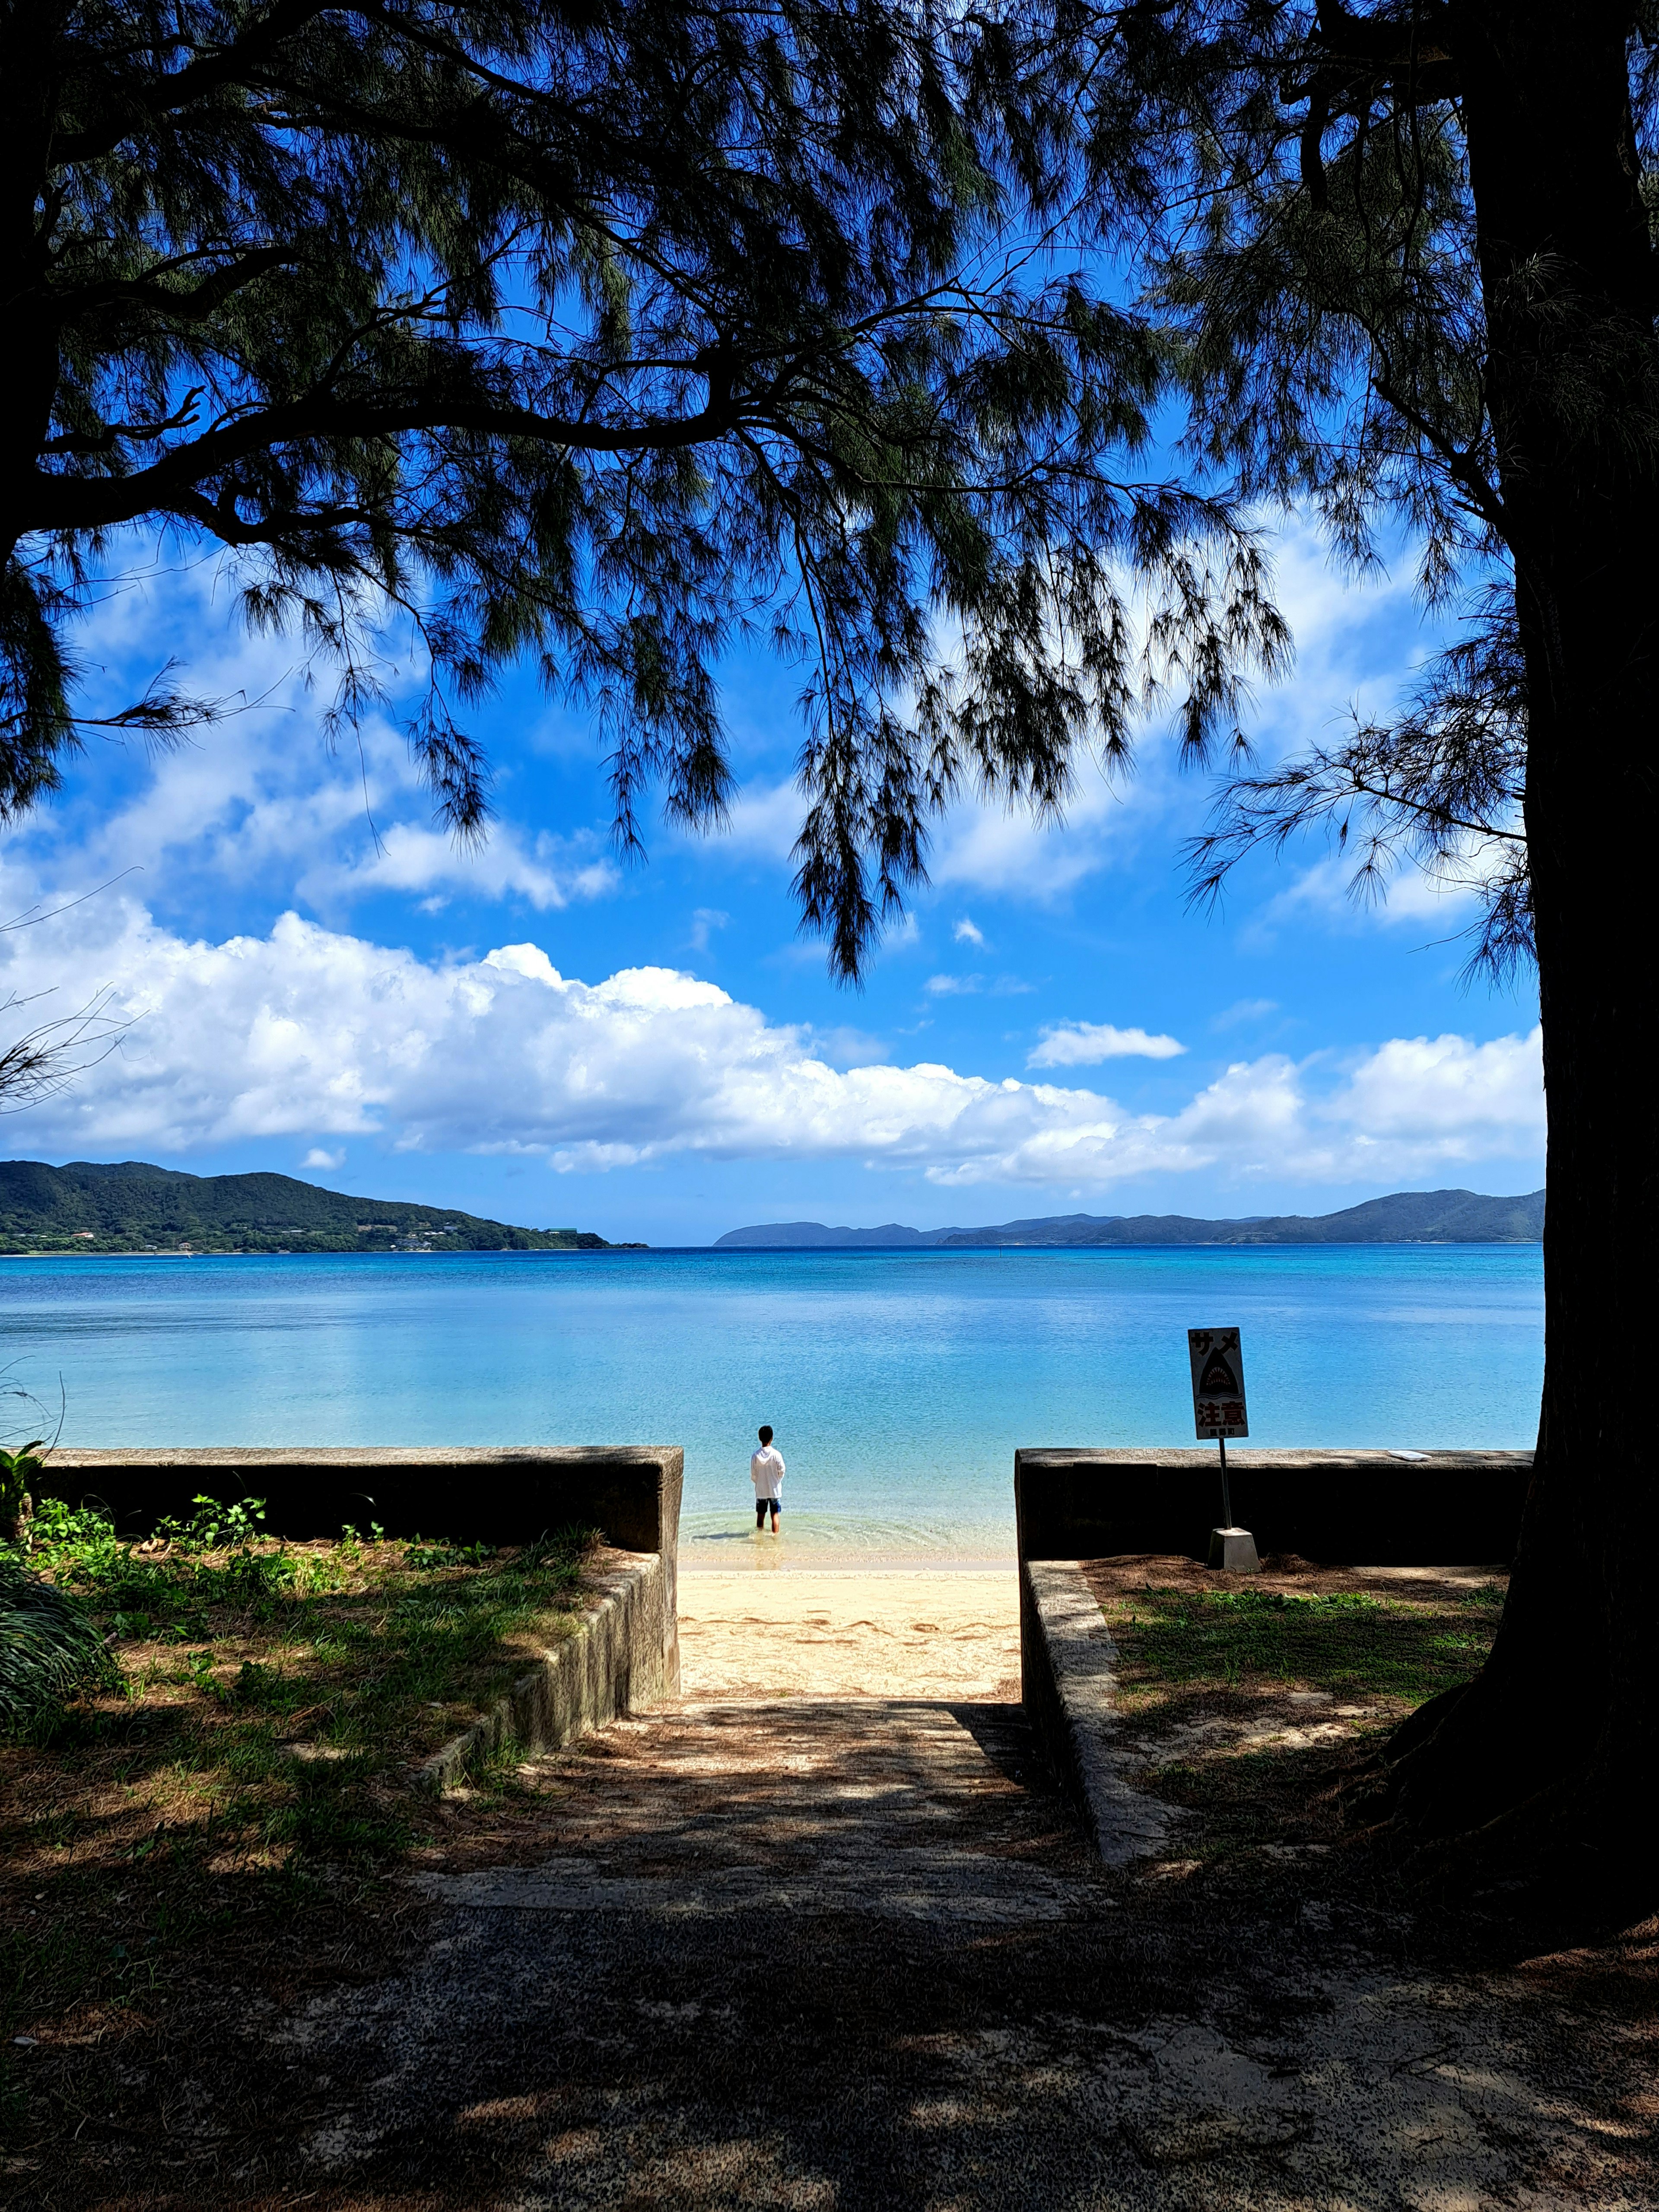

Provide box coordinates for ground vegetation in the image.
[0,1557,117,1730]
[0,1496,600,2144]
[1085,1558,1506,1873]
[7,1565,1651,2206]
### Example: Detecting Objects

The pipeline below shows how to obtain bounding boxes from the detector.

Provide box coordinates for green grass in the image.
[0,1562,120,1732]
[1095,1577,1507,1872]
[1112,1582,1506,1706]
[0,1495,597,1875]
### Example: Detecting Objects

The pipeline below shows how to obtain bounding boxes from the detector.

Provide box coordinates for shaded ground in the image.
[1078,1557,1513,1870]
[3,1566,1655,2207]
[2,1511,603,1878]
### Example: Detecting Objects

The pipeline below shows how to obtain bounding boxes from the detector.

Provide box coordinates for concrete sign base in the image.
[1207,1525,1262,1573]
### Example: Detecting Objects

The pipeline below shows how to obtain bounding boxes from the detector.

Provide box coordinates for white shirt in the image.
[750,1445,785,1498]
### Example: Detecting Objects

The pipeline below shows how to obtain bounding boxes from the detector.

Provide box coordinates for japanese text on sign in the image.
[1188,1326,1249,1440]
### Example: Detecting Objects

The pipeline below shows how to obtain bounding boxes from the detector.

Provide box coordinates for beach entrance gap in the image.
[60,1560,1635,2209]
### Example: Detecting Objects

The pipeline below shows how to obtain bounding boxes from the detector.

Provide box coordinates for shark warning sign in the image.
[1188,1326,1249,1440]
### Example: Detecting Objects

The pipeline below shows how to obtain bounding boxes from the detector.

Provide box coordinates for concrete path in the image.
[271,1571,1652,2209]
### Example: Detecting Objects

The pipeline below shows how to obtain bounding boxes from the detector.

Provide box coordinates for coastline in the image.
[680,1507,1016,1573]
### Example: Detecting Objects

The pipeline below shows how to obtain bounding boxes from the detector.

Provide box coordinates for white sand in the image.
[677,1567,1022,1700]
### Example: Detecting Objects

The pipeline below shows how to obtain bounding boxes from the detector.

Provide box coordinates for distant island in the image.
[715,1187,1545,1249]
[0,1159,636,1255]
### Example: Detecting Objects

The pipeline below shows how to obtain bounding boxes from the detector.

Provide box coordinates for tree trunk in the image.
[1378,3,1659,1900]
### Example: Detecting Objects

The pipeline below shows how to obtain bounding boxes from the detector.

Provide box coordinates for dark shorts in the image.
[754,1494,780,1516]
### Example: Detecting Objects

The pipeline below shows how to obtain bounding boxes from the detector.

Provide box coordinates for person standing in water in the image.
[750,1425,785,1532]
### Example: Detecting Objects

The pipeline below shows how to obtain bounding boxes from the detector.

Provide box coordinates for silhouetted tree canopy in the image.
[1023,0,1551,969]
[2,0,1288,976]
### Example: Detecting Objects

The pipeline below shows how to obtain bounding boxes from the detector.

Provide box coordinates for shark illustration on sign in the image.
[1188,1326,1249,1440]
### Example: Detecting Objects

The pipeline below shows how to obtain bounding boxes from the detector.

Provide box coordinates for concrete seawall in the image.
[1016,1446,1532,1567]
[1020,1558,1170,1864]
[1016,1447,1530,1859]
[47,1442,685,1700]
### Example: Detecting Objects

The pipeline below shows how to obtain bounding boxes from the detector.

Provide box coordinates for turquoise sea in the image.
[0,1246,1542,1561]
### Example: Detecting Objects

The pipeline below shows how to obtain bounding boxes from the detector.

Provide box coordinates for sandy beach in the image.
[677,1564,1022,1699]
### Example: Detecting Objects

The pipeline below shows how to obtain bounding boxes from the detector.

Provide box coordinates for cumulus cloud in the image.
[1028,1023,1188,1067]
[302,1147,345,1170]
[953,917,986,947]
[310,820,618,913]
[3,878,1545,1191]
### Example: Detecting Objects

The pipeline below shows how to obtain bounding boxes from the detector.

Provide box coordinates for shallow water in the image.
[0,1245,1542,1559]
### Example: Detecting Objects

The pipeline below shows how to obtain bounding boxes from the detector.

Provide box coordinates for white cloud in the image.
[29,702,618,920]
[925,972,1033,1000]
[928,771,1138,897]
[308,820,618,914]
[302,1147,345,1170]
[712,778,803,861]
[1028,1023,1188,1067]
[17,562,619,921]
[646,521,1447,930]
[1261,849,1489,934]
[689,907,729,952]
[694,755,1160,909]
[2,876,1545,1193]
[807,1024,891,1069]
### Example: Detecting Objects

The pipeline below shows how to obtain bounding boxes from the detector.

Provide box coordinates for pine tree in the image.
[1064,0,1656,1895]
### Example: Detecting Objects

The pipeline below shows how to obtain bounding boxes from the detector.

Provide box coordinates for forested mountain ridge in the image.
[717,1189,1545,1248]
[0,1160,625,1253]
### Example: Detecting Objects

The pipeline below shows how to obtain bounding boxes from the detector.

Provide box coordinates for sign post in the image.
[1187,1326,1260,1573]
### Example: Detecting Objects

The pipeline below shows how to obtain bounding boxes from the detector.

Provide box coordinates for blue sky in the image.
[1,520,1541,1246]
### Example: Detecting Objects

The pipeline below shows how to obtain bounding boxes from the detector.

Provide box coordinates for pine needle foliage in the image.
[5,0,1291,976]
[1043,0,1659,972]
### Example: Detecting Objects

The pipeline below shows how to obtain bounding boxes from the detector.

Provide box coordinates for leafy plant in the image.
[404,1537,498,1570]
[0,1443,44,1527]
[155,1496,268,1556]
[0,1561,119,1734]
[26,1495,295,1623]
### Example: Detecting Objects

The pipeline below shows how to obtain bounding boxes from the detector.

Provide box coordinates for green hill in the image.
[0,1160,628,1254]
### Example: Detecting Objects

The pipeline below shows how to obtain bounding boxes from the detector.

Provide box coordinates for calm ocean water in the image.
[0,1246,1542,1561]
